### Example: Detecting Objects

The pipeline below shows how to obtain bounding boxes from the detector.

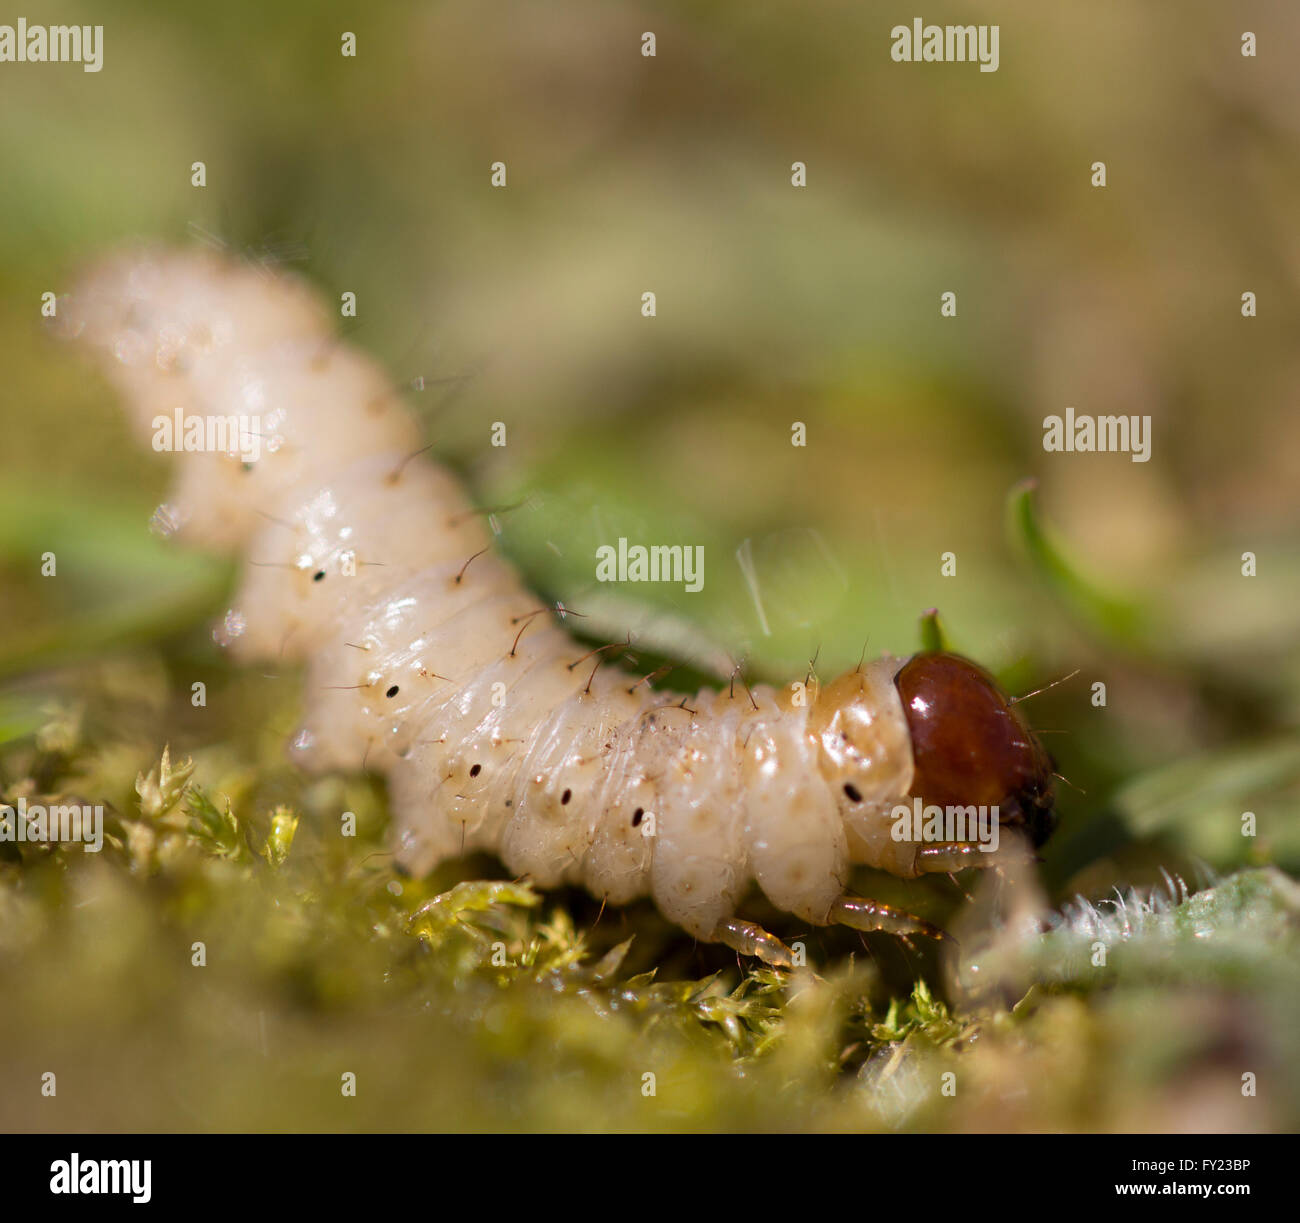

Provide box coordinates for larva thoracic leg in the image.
[915,842,1036,873]
[711,917,797,969]
[828,895,951,943]
[64,247,1059,964]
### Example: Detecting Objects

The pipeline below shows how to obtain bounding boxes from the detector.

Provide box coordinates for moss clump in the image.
[1,662,1297,1132]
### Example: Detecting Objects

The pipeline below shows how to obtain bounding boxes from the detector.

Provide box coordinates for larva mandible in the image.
[61,246,1057,967]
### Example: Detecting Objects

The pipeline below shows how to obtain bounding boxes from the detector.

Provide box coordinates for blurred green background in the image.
[1,0,1298,1132]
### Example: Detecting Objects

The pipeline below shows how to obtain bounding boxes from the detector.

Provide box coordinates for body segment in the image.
[64,247,1056,961]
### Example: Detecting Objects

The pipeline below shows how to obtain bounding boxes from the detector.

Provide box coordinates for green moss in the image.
[1,671,1297,1132]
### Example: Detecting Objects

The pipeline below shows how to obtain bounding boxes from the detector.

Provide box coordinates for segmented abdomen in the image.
[65,247,916,939]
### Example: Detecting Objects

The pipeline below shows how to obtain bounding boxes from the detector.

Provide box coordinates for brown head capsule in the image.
[894,652,1057,847]
[73,245,1068,966]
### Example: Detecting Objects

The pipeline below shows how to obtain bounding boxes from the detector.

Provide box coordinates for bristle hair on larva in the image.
[65,245,941,956]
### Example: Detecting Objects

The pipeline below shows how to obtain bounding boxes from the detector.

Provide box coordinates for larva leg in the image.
[914,841,1035,874]
[828,895,950,943]
[65,251,1069,971]
[710,917,797,969]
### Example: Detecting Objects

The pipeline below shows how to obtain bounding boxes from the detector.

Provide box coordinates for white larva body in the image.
[65,247,925,946]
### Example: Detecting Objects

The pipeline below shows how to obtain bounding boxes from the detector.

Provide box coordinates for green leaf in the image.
[1006,479,1148,647]
[0,483,230,678]
[184,786,250,862]
[1113,740,1300,869]
[134,745,195,824]
[263,806,300,869]
[918,608,949,654]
